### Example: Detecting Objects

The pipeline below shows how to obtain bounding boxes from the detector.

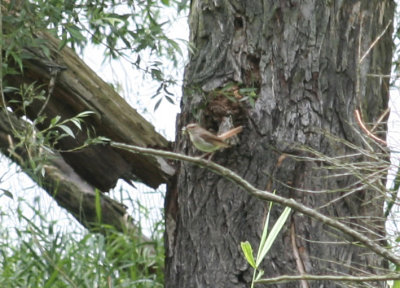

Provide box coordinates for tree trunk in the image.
[166,1,394,287]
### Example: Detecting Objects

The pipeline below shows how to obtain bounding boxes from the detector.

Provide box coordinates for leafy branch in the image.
[241,202,292,287]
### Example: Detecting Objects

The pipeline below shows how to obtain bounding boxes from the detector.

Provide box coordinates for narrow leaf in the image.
[44,269,59,288]
[58,36,68,51]
[95,189,102,223]
[0,188,14,199]
[76,111,94,118]
[256,206,291,267]
[66,25,86,42]
[393,265,400,288]
[102,17,124,26]
[256,198,275,261]
[59,125,75,138]
[255,269,264,281]
[241,241,256,269]
[50,116,61,127]
[154,98,162,111]
[70,118,82,130]
[165,95,175,104]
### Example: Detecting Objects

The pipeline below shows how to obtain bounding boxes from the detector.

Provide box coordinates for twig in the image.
[255,273,400,284]
[37,65,66,118]
[360,20,392,63]
[356,19,392,125]
[290,220,309,288]
[354,109,387,145]
[371,107,389,133]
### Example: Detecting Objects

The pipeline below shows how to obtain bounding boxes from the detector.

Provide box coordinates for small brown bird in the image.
[183,123,243,153]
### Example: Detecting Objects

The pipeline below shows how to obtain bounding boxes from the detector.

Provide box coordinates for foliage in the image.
[4,0,186,61]
[3,81,101,177]
[0,194,165,288]
[217,82,259,107]
[241,201,291,288]
[1,0,188,109]
[0,1,175,285]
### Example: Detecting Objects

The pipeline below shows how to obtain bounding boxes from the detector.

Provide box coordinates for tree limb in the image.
[4,30,175,190]
[0,110,142,235]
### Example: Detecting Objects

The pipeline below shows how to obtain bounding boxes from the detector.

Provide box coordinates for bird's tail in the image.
[218,126,243,140]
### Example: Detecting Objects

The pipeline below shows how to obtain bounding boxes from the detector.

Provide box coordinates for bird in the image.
[183,123,243,153]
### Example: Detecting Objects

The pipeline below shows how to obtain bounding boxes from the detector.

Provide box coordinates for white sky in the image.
[385,89,400,238]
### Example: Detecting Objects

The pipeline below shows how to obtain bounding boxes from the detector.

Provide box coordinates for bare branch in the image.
[360,20,392,63]
[354,109,387,145]
[256,273,400,284]
[0,111,140,235]
[110,141,400,265]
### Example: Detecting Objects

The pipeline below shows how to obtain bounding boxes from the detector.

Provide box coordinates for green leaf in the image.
[151,83,163,99]
[76,111,94,118]
[178,0,190,12]
[95,189,102,223]
[241,241,256,269]
[163,85,174,96]
[255,269,264,281]
[10,51,23,72]
[102,17,124,26]
[249,97,255,107]
[70,118,82,130]
[3,86,19,93]
[59,125,75,138]
[93,136,111,144]
[393,265,400,288]
[256,206,291,267]
[50,116,61,127]
[256,199,274,261]
[165,95,175,104]
[0,188,14,199]
[239,87,256,94]
[44,269,59,288]
[151,68,163,81]
[65,24,86,42]
[167,38,182,55]
[221,82,237,91]
[154,98,162,111]
[58,36,68,51]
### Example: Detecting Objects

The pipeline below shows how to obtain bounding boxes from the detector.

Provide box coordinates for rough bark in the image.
[4,31,175,191]
[166,1,394,287]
